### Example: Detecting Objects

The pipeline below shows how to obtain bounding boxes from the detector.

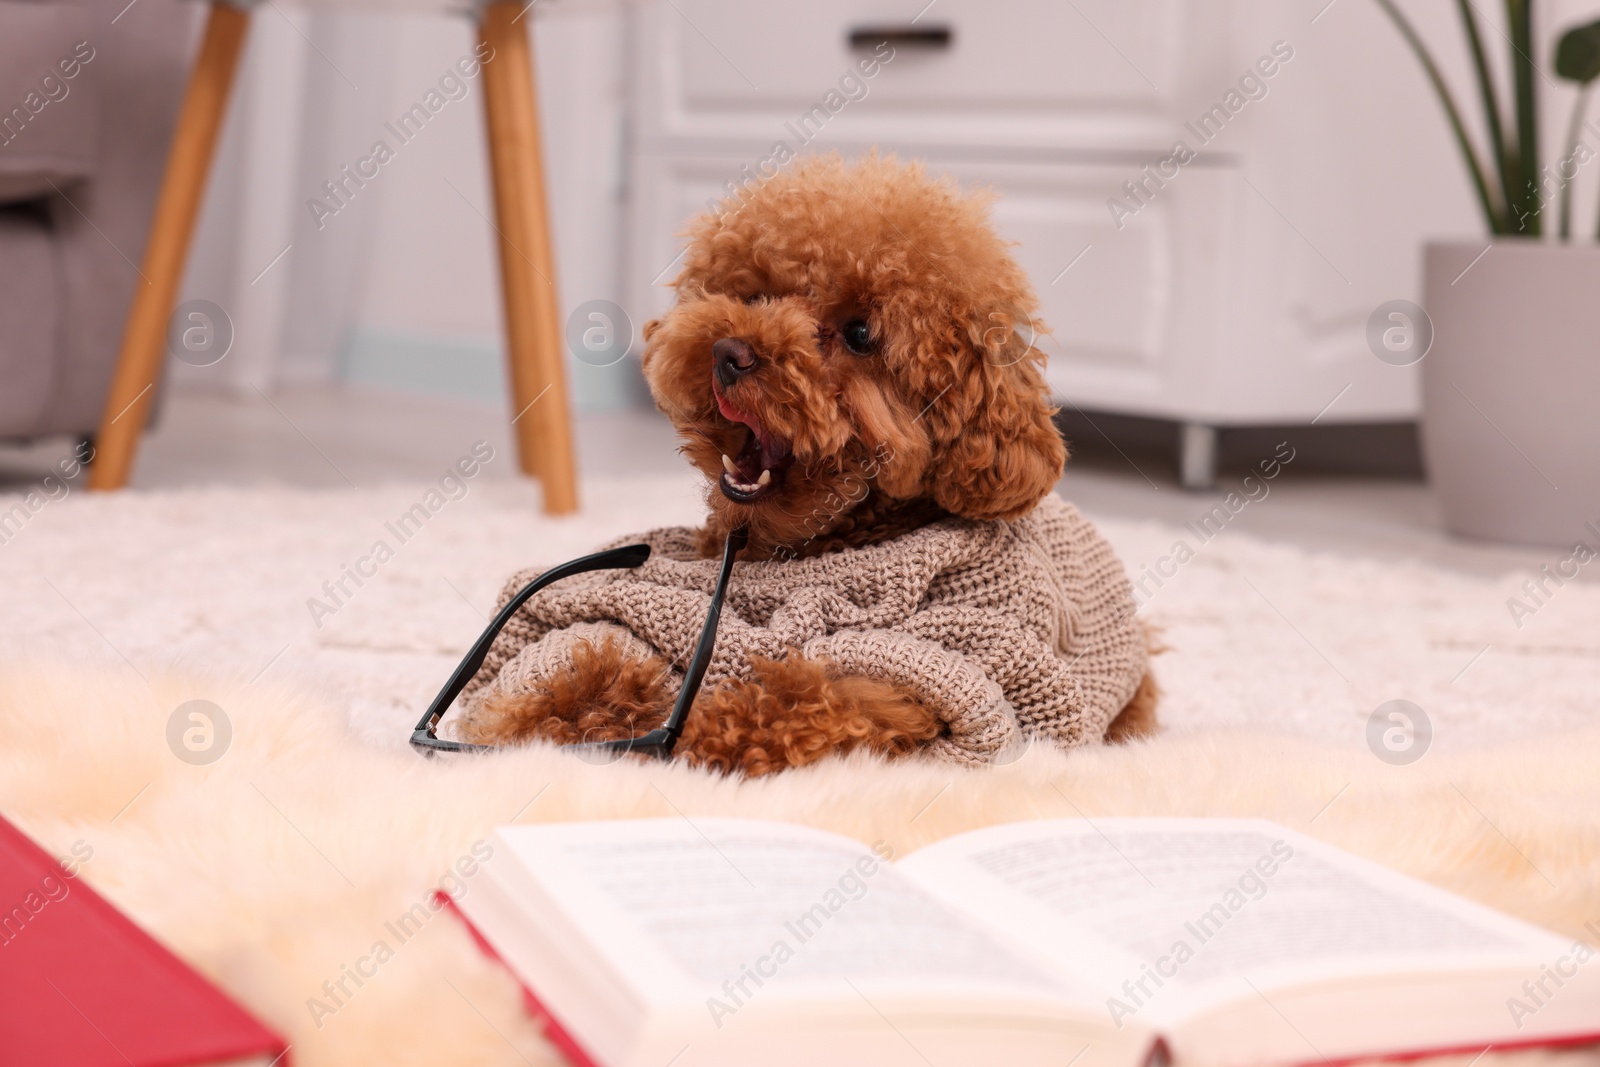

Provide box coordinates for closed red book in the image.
[0,812,288,1067]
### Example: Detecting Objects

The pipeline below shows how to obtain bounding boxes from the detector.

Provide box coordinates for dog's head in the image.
[641,154,1065,555]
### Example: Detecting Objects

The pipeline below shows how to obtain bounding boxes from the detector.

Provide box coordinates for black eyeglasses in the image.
[410,526,748,761]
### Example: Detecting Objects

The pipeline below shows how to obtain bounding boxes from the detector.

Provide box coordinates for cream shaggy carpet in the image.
[2,474,1598,1065]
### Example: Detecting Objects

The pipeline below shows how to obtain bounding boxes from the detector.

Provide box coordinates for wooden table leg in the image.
[89,3,250,491]
[479,1,578,515]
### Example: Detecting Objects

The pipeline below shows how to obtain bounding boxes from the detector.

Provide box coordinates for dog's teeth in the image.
[722,454,736,474]
[757,469,771,486]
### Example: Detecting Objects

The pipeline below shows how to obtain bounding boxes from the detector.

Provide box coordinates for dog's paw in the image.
[678,653,943,776]
[457,637,676,747]
[1104,667,1160,743]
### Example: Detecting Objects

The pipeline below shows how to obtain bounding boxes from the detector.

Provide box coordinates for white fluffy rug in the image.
[3,474,1599,1065]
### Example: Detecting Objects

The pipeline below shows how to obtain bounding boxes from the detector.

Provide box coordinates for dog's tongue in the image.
[715,389,753,429]
[714,387,791,467]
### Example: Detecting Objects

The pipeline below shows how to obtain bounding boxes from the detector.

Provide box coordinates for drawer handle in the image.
[847,24,953,50]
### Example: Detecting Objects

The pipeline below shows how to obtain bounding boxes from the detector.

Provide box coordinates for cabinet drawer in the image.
[673,0,1177,107]
[636,0,1186,150]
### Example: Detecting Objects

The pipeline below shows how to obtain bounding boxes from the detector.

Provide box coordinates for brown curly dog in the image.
[462,153,1158,774]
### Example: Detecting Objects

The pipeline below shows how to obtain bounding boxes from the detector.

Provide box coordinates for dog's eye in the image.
[743,293,766,306]
[840,319,875,355]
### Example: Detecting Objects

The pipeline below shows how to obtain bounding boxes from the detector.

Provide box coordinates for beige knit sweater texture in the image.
[460,495,1147,764]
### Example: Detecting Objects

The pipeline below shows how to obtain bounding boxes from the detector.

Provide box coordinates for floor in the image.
[0,382,1585,583]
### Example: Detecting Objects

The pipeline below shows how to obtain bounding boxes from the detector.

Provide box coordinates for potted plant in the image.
[1377,1,1600,547]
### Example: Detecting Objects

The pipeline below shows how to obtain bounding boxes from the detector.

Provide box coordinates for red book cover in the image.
[0,811,288,1067]
[436,892,600,1067]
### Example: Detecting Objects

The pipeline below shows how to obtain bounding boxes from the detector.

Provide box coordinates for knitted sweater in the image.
[460,495,1146,764]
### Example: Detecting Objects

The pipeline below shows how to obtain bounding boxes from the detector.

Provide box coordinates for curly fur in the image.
[468,154,1157,773]
[642,153,1065,558]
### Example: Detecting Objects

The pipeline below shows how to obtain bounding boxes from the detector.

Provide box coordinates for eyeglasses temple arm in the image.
[409,543,652,748]
[654,525,748,757]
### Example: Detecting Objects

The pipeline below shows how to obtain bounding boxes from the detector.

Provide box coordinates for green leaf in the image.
[1373,0,1507,232]
[1555,19,1600,84]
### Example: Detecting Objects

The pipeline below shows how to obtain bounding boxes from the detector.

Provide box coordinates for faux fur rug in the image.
[2,474,1599,1065]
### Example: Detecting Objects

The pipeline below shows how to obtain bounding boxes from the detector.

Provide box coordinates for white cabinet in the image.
[622,0,1479,483]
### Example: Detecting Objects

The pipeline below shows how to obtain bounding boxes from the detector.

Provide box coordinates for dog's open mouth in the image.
[713,386,792,504]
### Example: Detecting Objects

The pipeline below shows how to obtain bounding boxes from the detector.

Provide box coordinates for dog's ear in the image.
[926,312,1065,522]
[639,319,663,375]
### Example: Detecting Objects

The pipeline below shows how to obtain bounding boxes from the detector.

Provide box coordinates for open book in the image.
[450,817,1600,1067]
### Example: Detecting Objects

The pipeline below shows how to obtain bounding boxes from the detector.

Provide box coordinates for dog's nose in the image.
[712,338,757,390]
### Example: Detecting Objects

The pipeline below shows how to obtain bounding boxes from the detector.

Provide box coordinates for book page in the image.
[898,818,1561,1026]
[491,819,1080,1006]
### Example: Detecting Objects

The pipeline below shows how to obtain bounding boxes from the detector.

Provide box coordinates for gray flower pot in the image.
[1421,239,1600,549]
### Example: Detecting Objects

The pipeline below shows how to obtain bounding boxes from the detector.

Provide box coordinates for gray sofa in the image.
[0,0,189,443]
